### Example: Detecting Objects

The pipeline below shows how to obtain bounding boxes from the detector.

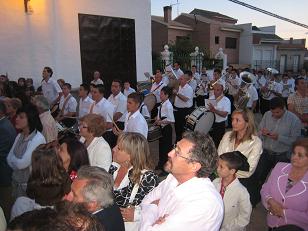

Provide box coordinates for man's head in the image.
[166,132,217,182]
[295,77,306,92]
[174,62,180,70]
[0,75,8,83]
[179,72,190,87]
[191,65,197,73]
[154,72,162,84]
[66,166,114,213]
[213,69,221,81]
[42,66,53,80]
[62,83,71,97]
[127,92,142,113]
[93,71,100,81]
[91,84,104,102]
[79,83,90,98]
[270,97,286,119]
[111,79,122,96]
[32,95,50,113]
[124,81,131,90]
[213,82,224,98]
[300,69,306,76]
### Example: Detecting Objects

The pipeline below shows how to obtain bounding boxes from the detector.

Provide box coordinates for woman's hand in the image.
[120,206,135,222]
[267,198,284,217]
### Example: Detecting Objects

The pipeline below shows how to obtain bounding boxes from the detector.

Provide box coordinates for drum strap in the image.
[89,102,95,113]
[59,95,72,116]
[151,82,163,93]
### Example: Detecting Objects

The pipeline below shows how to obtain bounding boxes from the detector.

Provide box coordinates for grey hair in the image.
[77,166,114,209]
[33,95,50,111]
[182,131,218,177]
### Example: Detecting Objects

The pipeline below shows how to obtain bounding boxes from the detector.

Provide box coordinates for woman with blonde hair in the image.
[217,108,262,207]
[109,132,158,228]
[79,114,112,171]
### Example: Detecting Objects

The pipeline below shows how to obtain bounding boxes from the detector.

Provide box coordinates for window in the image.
[225,37,237,49]
[215,36,219,44]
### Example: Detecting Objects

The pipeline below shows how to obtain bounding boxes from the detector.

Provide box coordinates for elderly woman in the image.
[32,95,58,142]
[6,104,46,199]
[4,98,22,130]
[11,144,71,219]
[109,132,158,228]
[79,114,112,171]
[261,138,308,231]
[217,108,262,206]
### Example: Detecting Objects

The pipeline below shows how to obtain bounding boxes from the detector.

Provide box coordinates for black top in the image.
[109,165,158,207]
[94,203,125,231]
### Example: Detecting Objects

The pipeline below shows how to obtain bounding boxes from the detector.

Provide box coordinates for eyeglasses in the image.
[172,144,195,161]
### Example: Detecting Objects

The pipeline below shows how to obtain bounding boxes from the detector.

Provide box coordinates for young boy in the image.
[154,86,174,175]
[213,151,252,231]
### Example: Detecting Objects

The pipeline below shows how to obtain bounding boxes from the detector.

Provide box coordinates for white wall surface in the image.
[236,23,253,65]
[0,0,152,87]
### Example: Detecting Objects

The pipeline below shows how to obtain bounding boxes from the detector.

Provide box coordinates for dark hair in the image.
[80,83,90,94]
[58,137,90,174]
[44,66,53,77]
[161,86,172,98]
[112,79,122,86]
[174,61,181,66]
[214,69,222,75]
[18,77,26,84]
[182,131,218,177]
[8,208,57,230]
[219,151,250,172]
[17,103,43,133]
[295,77,305,86]
[63,83,71,90]
[292,138,308,157]
[269,97,285,110]
[128,92,142,105]
[192,65,197,68]
[27,144,71,205]
[184,70,193,77]
[92,84,105,95]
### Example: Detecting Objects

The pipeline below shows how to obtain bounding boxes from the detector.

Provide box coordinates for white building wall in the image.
[0,0,152,87]
[236,23,253,66]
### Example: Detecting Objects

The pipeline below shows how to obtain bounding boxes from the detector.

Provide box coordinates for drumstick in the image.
[107,114,120,131]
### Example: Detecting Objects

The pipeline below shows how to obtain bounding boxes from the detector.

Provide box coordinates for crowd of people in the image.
[0,64,307,231]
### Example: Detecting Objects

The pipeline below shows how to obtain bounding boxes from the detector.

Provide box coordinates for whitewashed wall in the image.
[0,0,152,87]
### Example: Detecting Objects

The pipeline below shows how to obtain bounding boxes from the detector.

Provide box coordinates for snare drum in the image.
[143,93,157,112]
[185,107,215,134]
[147,124,162,142]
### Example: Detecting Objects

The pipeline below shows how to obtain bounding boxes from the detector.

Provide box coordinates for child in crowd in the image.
[213,151,252,231]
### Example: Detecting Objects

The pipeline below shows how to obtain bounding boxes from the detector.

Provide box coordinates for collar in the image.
[112,92,123,100]
[22,130,37,142]
[128,110,140,119]
[281,164,308,183]
[95,97,106,105]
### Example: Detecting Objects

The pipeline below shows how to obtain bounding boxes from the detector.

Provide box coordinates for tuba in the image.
[234,72,253,109]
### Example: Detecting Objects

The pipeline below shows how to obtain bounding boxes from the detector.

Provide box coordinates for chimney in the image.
[163,6,172,23]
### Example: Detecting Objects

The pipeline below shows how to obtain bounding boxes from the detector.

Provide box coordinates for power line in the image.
[228,0,308,29]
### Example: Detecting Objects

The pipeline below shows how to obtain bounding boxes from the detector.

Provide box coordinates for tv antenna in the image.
[170,0,180,16]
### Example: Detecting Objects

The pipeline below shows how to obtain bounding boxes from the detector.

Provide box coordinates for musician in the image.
[260,74,283,115]
[173,72,194,142]
[123,80,136,97]
[113,92,148,139]
[78,83,94,118]
[150,72,166,118]
[225,69,240,127]
[173,61,184,79]
[235,74,258,111]
[208,69,223,97]
[154,86,175,174]
[89,84,115,146]
[280,74,294,105]
[208,79,231,147]
[41,66,62,106]
[191,65,201,83]
[108,80,127,147]
[139,93,150,119]
[254,70,267,113]
[91,71,104,85]
[187,70,197,92]
[56,83,77,127]
[288,77,308,126]
[245,81,258,111]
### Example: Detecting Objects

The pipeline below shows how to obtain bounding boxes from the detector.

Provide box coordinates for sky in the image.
[151,0,308,46]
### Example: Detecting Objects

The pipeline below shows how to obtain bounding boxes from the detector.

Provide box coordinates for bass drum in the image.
[143,93,157,113]
[185,106,215,134]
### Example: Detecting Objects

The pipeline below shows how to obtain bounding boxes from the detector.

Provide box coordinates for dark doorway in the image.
[78,13,136,97]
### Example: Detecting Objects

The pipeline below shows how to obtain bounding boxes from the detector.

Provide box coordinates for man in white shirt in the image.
[108,79,127,147]
[57,83,77,128]
[113,92,148,139]
[173,72,194,141]
[123,80,136,97]
[150,72,166,118]
[191,65,200,83]
[89,84,115,146]
[78,83,94,118]
[41,66,62,106]
[140,132,223,231]
[173,62,184,79]
[207,79,231,147]
[91,71,104,85]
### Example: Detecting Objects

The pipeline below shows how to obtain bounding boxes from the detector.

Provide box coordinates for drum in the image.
[143,93,157,112]
[147,124,162,142]
[185,106,215,134]
[137,81,152,93]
